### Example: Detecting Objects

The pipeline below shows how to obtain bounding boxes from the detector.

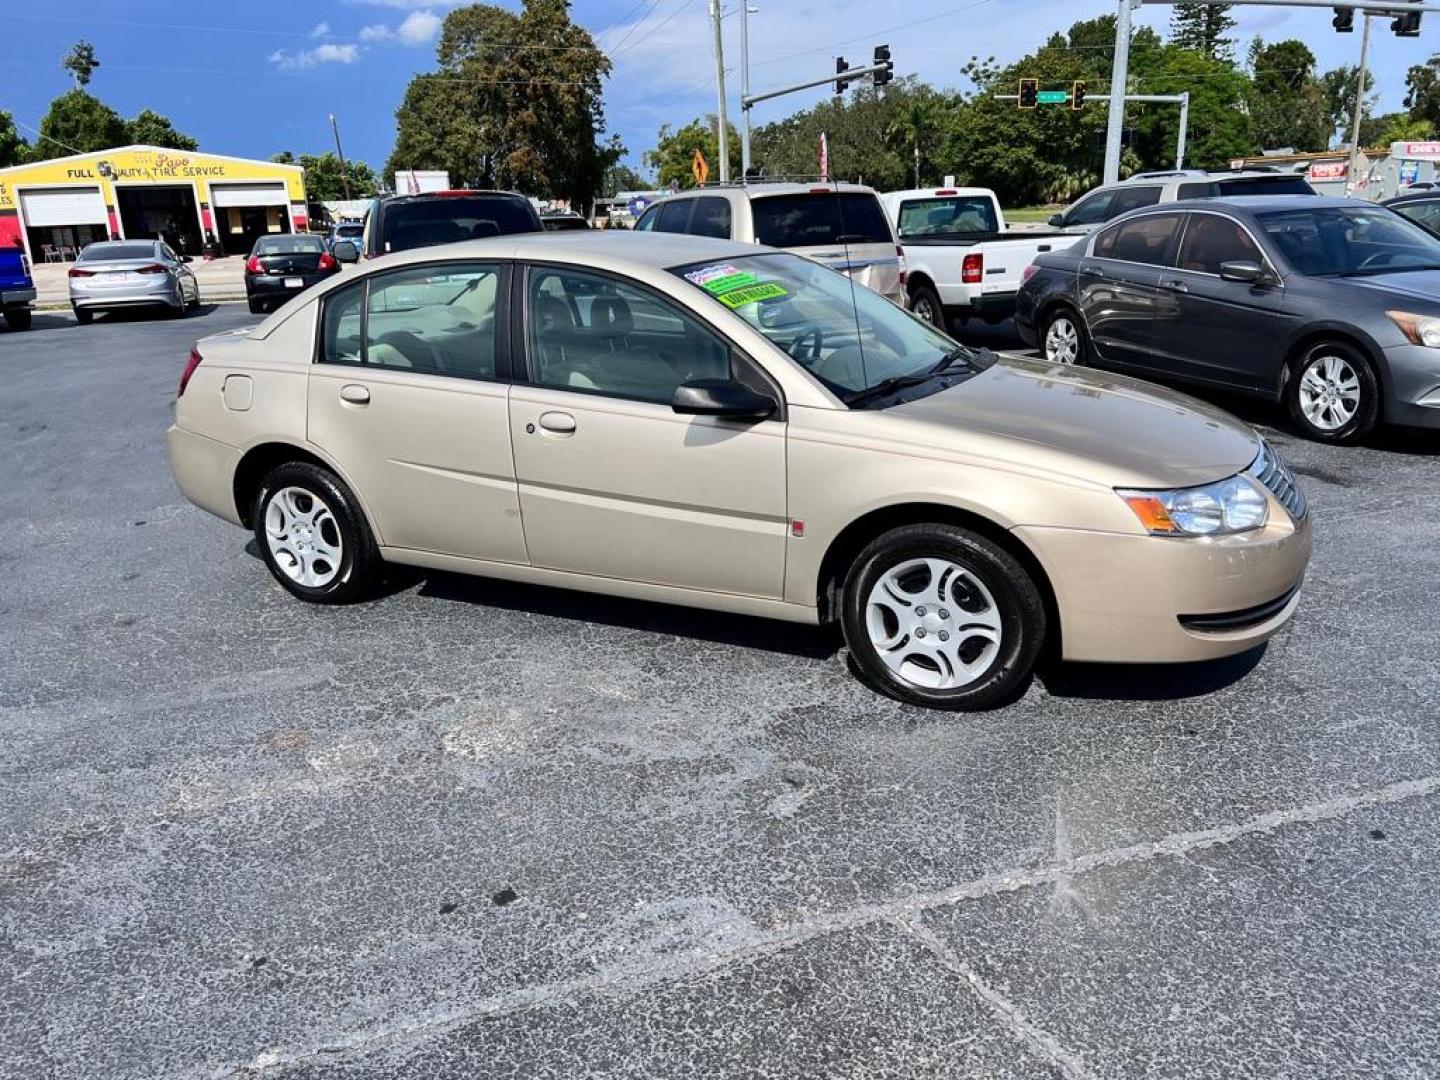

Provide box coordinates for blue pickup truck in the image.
[1,242,36,331]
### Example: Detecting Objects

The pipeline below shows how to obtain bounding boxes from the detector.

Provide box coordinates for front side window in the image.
[896,196,1000,240]
[1065,191,1115,227]
[1109,186,1163,216]
[1389,199,1440,237]
[527,266,730,403]
[319,262,504,378]
[1093,214,1183,266]
[1177,215,1266,275]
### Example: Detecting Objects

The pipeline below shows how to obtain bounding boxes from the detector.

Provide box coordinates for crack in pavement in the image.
[210,774,1440,1078]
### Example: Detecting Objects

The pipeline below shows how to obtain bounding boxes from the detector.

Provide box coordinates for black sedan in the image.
[1017,195,1440,443]
[244,235,350,315]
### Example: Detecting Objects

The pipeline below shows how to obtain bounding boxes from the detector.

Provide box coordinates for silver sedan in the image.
[69,240,199,324]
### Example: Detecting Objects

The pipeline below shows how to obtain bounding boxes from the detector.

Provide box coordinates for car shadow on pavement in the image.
[1037,645,1266,701]
[416,569,843,660]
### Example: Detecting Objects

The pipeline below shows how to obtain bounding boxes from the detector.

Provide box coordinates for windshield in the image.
[672,252,978,405]
[1216,176,1315,197]
[381,195,538,251]
[79,242,154,262]
[255,236,325,255]
[896,196,1000,239]
[751,193,892,248]
[1258,205,1440,276]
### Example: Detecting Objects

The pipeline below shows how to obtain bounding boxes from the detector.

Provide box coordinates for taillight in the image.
[136,263,168,275]
[1022,264,1040,284]
[245,255,263,274]
[177,348,202,398]
[68,266,95,278]
[962,252,984,285]
[317,252,336,270]
[20,254,31,275]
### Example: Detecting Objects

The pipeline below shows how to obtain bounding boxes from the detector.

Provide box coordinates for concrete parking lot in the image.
[2,305,1438,1079]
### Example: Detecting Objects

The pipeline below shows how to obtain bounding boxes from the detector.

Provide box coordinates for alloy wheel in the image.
[264,486,344,588]
[1044,316,1079,365]
[865,557,1003,690]
[913,294,937,325]
[1297,353,1361,432]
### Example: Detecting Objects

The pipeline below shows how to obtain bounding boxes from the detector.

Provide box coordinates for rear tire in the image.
[1040,306,1088,366]
[247,298,265,315]
[253,462,380,605]
[3,308,32,331]
[74,307,94,325]
[908,283,945,331]
[1286,340,1379,444]
[840,524,1046,711]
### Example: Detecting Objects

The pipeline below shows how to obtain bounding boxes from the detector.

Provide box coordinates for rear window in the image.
[379,195,539,252]
[79,242,154,261]
[751,192,892,248]
[1215,176,1315,197]
[896,196,999,239]
[541,216,590,231]
[335,225,363,238]
[256,236,325,254]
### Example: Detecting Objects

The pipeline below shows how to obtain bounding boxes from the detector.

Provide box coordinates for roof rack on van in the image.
[1126,169,1209,181]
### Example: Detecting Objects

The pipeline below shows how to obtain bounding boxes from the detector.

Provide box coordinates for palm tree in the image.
[887,100,941,189]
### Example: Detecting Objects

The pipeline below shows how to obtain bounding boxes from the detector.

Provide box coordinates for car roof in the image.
[1382,190,1440,205]
[664,182,879,199]
[379,190,530,205]
[365,230,762,272]
[1120,194,1354,218]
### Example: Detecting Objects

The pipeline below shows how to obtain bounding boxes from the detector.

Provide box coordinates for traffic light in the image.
[873,44,893,88]
[1393,2,1423,38]
[1072,80,1088,110]
[1019,78,1038,109]
[1332,6,1354,32]
[835,56,850,95]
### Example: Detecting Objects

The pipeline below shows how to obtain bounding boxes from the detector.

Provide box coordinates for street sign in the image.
[692,149,710,186]
[1036,90,1069,105]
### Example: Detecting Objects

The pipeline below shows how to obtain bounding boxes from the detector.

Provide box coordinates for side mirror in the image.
[180,254,194,263]
[1219,260,1266,284]
[332,241,359,264]
[672,378,776,421]
[1048,213,1064,227]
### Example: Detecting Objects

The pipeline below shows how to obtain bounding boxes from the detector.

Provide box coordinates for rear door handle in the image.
[339,384,370,405]
[538,411,576,434]
[1081,264,1106,278]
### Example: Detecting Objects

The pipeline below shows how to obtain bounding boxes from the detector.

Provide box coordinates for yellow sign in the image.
[691,149,709,187]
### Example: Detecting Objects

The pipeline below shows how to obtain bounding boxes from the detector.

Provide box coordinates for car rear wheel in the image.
[840,524,1046,711]
[1041,307,1087,366]
[253,462,379,605]
[1286,341,1378,444]
[247,298,265,315]
[74,307,93,325]
[908,283,945,330]
[3,308,32,331]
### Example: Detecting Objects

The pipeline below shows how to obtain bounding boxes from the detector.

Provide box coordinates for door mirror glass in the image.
[332,241,359,263]
[1049,214,1064,227]
[180,254,194,263]
[1219,260,1264,284]
[672,378,776,421]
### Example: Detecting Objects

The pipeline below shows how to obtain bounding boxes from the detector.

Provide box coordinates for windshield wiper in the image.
[844,349,976,408]
[1337,262,1440,277]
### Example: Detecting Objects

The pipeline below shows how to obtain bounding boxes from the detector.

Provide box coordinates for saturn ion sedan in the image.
[69,239,199,323]
[167,232,1311,710]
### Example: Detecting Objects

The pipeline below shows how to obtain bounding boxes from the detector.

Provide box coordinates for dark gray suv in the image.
[1016,196,1440,443]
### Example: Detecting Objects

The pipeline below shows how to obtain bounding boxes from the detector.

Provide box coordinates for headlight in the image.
[1118,476,1269,537]
[1387,310,1440,348]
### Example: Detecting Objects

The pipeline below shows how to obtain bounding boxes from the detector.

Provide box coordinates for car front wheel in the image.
[253,462,379,604]
[1286,341,1378,444]
[841,524,1046,711]
[1041,307,1087,366]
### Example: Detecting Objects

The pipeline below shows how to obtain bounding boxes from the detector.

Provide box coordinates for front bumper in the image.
[1383,342,1440,429]
[71,275,180,310]
[1015,502,1312,664]
[167,425,243,527]
[1,286,37,307]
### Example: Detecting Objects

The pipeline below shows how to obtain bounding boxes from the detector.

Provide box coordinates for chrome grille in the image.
[1248,439,1307,521]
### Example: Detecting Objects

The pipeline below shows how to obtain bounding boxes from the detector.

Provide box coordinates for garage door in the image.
[210,182,288,208]
[20,187,107,227]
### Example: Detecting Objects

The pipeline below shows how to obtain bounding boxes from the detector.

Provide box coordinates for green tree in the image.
[1322,64,1377,148]
[62,40,100,89]
[270,150,296,165]
[277,151,378,201]
[887,97,945,188]
[644,117,742,189]
[28,90,127,160]
[1247,39,1329,153]
[1170,2,1236,61]
[1405,54,1440,130]
[126,108,198,151]
[0,110,29,168]
[1375,111,1433,145]
[602,162,645,194]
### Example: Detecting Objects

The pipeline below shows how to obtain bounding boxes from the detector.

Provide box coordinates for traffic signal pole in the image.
[709,0,730,184]
[1348,12,1373,194]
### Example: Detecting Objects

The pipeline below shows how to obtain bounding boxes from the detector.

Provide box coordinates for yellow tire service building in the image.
[0,145,308,261]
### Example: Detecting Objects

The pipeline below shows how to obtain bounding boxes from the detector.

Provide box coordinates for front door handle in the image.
[1164,279,1189,293]
[339,384,370,405]
[538,411,576,434]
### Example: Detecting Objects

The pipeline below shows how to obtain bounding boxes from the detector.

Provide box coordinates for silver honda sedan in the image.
[68,240,200,324]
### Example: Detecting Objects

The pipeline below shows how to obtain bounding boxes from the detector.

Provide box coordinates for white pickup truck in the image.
[881,187,1073,329]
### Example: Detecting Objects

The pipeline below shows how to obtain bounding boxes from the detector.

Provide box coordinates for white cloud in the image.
[310,21,331,38]
[397,10,442,45]
[359,23,393,42]
[269,42,361,70]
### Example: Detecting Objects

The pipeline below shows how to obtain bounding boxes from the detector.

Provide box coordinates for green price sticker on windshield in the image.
[716,282,788,308]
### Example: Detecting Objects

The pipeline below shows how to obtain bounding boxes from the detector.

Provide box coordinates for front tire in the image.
[1286,341,1378,444]
[1041,306,1087,366]
[908,282,945,330]
[253,462,379,605]
[841,524,1046,711]
[3,308,32,331]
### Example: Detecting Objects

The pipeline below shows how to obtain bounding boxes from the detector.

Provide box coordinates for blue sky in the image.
[4,1,1437,179]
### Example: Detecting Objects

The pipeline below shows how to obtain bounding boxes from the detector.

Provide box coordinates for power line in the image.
[611,0,699,59]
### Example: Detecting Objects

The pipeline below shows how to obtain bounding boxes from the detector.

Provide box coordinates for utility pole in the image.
[709,0,730,184]
[1347,12,1373,195]
[1103,0,1139,185]
[1177,91,1190,170]
[328,113,352,202]
[740,4,754,178]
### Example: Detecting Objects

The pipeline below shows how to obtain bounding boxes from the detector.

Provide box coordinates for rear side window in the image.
[896,196,999,239]
[1392,199,1440,235]
[1177,182,1218,200]
[379,196,539,253]
[689,197,732,239]
[1216,176,1314,197]
[1093,214,1183,266]
[751,193,892,247]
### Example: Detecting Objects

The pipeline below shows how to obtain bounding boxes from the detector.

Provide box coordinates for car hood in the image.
[1339,268,1440,306]
[885,356,1260,489]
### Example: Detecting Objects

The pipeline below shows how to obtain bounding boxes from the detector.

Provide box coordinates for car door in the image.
[1077,212,1183,367]
[306,261,529,563]
[1156,211,1289,390]
[509,263,788,598]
